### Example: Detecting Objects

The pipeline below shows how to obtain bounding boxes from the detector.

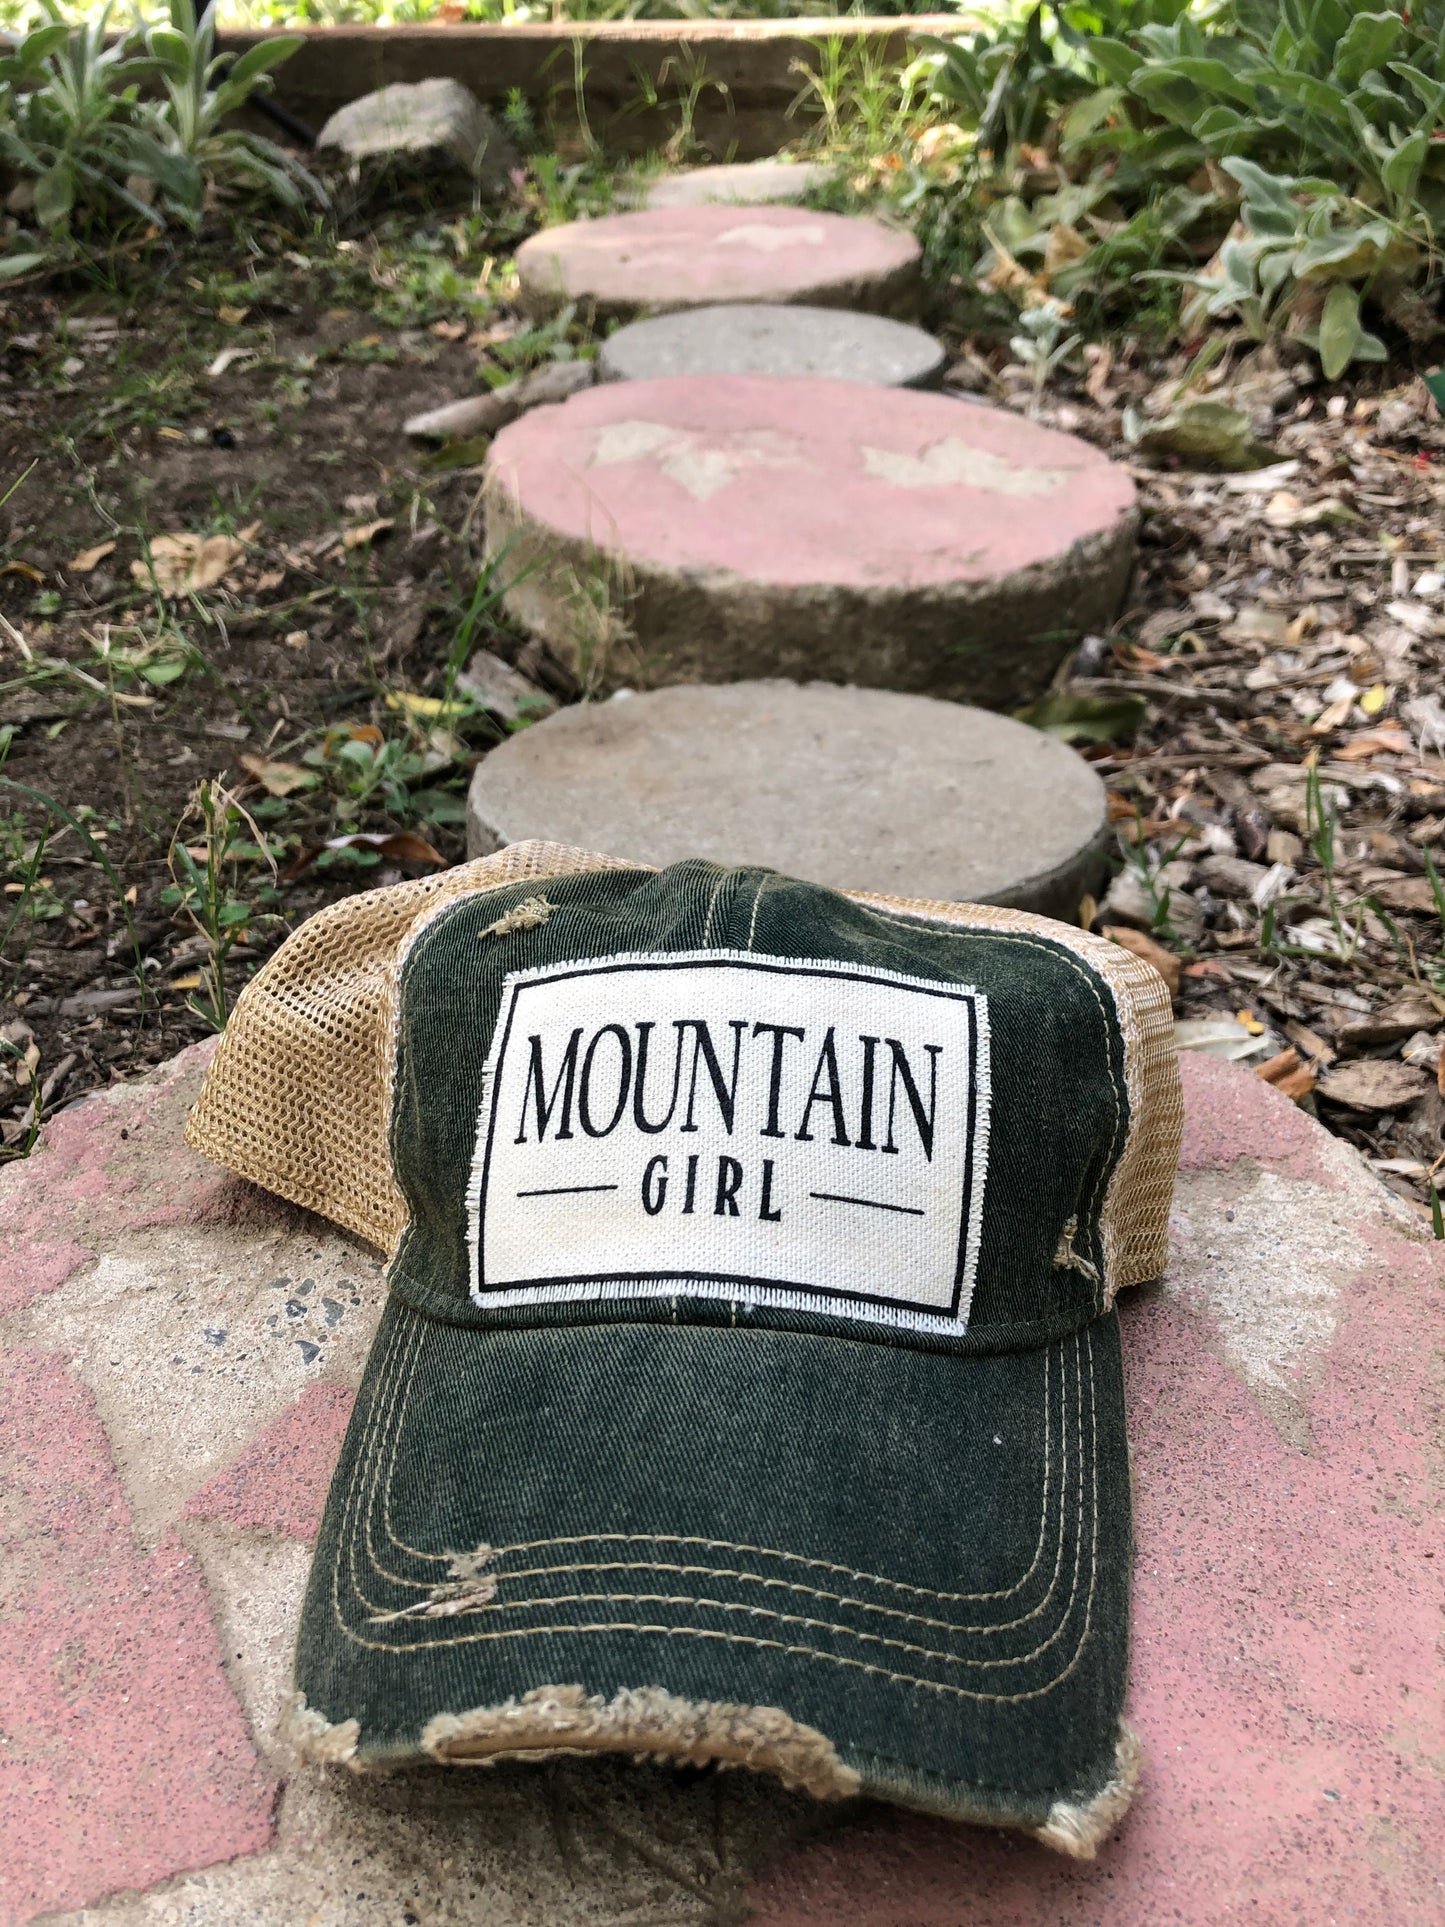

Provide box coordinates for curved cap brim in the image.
[293,1300,1136,1853]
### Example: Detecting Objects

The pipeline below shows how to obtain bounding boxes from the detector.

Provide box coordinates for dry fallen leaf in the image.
[1101,923,1180,998]
[341,518,394,551]
[1316,1058,1430,1112]
[1255,1047,1316,1105]
[281,829,445,883]
[69,540,117,573]
[217,305,249,326]
[238,751,317,797]
[131,532,246,596]
[384,690,467,722]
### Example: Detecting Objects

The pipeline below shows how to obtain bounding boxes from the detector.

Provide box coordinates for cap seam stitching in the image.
[367,1309,1067,1611]
[326,1327,1100,1699]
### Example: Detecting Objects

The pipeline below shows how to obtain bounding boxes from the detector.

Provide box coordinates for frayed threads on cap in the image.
[367,1542,498,1623]
[1032,1721,1142,1859]
[1052,1213,1100,1286]
[422,1683,862,1801]
[479,896,554,940]
[285,1692,360,1767]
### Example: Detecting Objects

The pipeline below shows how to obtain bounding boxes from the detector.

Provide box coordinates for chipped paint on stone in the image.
[4,1224,384,1545]
[716,221,826,251]
[185,1382,356,1542]
[587,419,806,501]
[588,418,678,467]
[861,439,1071,496]
[0,1038,239,1319]
[1165,1165,1380,1447]
[0,1349,276,1922]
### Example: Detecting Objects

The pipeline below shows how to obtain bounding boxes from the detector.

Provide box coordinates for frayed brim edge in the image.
[285,1683,861,1802]
[286,1688,1140,1858]
[1031,1720,1142,1860]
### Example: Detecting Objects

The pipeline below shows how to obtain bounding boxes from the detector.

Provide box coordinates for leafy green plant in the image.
[0,0,318,280]
[914,0,1445,370]
[144,0,321,211]
[162,777,281,1028]
[0,3,195,268]
[1009,298,1082,403]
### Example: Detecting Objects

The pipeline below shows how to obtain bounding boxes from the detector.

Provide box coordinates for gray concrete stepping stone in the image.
[482,373,1137,708]
[466,681,1108,918]
[635,158,829,209]
[514,205,921,322]
[597,303,945,388]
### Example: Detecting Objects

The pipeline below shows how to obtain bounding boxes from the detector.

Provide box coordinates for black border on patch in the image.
[472,954,983,1320]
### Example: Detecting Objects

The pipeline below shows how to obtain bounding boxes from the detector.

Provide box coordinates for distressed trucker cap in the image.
[187,840,1182,1857]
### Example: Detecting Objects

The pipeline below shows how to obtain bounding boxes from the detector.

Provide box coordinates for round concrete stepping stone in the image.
[635,158,829,210]
[483,374,1137,708]
[514,205,921,322]
[597,303,945,389]
[466,681,1109,918]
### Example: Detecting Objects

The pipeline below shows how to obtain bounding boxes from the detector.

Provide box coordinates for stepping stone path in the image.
[465,683,1109,921]
[3,1036,1439,1922]
[483,373,1137,708]
[597,303,946,388]
[515,205,922,321]
[634,158,830,209]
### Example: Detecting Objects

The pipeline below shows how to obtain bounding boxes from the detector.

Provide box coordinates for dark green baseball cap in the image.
[188,842,1181,1856]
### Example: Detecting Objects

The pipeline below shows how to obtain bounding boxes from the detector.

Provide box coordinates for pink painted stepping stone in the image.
[634,158,830,211]
[0,1022,1440,1917]
[741,1053,1445,1925]
[483,373,1137,707]
[514,204,921,322]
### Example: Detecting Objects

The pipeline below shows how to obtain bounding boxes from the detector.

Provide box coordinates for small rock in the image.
[1339,994,1443,1049]
[318,79,519,195]
[1374,396,1417,441]
[1196,853,1269,901]
[456,648,555,724]
[404,359,593,443]
[1102,869,1203,942]
[1316,1058,1430,1112]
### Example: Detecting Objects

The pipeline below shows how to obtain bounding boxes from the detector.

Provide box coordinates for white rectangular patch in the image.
[466,950,990,1332]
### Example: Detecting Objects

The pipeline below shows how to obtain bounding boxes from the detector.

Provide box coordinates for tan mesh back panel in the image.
[187,844,1180,1285]
[185,842,638,1251]
[848,892,1182,1294]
